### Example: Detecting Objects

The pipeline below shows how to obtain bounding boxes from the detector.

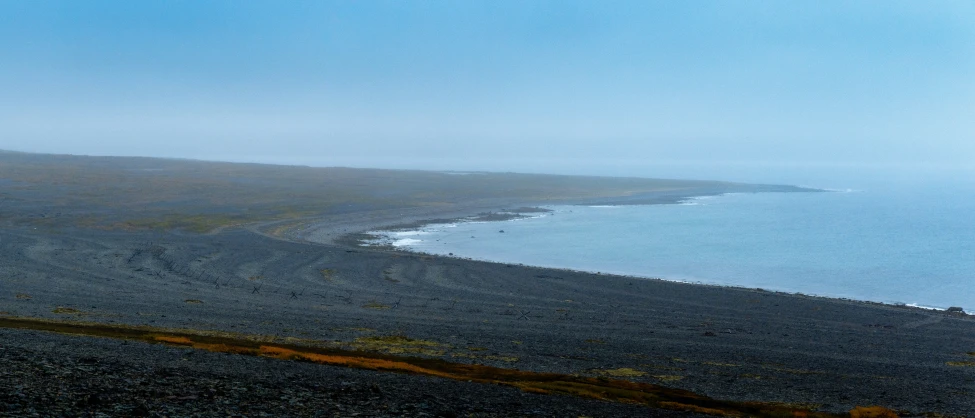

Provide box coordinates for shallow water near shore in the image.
[377,183,975,312]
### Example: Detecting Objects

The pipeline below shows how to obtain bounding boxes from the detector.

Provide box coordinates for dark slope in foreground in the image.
[1,227,972,416]
[3,327,689,418]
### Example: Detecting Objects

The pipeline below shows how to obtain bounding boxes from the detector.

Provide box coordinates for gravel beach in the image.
[2,223,973,417]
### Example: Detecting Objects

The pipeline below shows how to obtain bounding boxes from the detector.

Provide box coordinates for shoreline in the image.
[339,206,555,250]
[341,194,971,316]
[289,184,822,247]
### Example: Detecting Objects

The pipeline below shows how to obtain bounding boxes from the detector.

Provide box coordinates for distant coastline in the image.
[354,188,971,315]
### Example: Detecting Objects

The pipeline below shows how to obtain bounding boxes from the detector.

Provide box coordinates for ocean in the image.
[371,170,975,312]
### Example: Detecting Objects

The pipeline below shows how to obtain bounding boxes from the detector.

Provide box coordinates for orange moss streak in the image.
[257,346,458,380]
[151,335,193,345]
[0,316,894,418]
[658,401,739,416]
[849,406,899,418]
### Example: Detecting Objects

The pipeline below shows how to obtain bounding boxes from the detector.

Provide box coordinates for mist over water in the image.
[379,167,975,312]
[215,155,974,191]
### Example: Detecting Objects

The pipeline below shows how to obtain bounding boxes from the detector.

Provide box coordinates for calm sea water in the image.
[379,180,975,312]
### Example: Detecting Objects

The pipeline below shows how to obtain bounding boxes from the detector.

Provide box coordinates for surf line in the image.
[0,316,894,418]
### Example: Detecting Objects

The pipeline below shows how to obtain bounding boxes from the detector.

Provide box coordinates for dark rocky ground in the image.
[1,328,698,418]
[1,152,973,416]
[1,225,974,417]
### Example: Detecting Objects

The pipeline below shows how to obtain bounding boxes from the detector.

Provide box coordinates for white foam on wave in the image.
[684,194,725,202]
[679,194,727,205]
[905,302,966,313]
[392,230,430,237]
[803,186,861,193]
[905,303,938,310]
[588,205,619,208]
[392,238,422,247]
[510,214,548,221]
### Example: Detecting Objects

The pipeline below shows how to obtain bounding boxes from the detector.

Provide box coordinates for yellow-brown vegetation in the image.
[0,315,872,418]
[658,402,737,416]
[51,307,84,315]
[703,361,740,367]
[592,368,646,377]
[849,406,899,418]
[451,352,519,363]
[351,335,444,356]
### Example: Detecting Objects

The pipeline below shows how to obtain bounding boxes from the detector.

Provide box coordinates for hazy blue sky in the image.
[1,1,973,182]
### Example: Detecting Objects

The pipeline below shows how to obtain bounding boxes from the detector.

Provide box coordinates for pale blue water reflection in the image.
[390,184,975,311]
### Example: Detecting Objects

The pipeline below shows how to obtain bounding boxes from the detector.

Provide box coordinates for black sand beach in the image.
[1,153,973,417]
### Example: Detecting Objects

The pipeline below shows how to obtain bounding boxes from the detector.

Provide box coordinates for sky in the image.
[1,0,973,183]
